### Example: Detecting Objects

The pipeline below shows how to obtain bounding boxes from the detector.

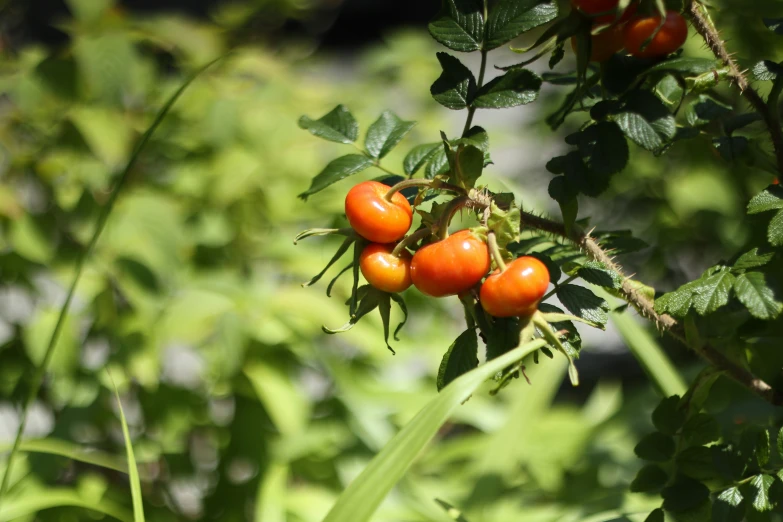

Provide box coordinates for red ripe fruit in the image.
[359,243,412,293]
[410,229,490,298]
[345,181,413,244]
[479,256,550,317]
[623,10,688,58]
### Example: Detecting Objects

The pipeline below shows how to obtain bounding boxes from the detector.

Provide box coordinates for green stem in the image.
[383,178,466,202]
[487,232,507,272]
[436,196,471,240]
[390,228,433,257]
[0,56,224,508]
[462,49,487,137]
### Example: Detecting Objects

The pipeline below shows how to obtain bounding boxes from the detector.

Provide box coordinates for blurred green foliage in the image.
[0,0,781,521]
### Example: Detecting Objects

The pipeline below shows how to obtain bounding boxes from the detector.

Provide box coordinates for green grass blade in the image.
[0,55,224,508]
[254,461,288,522]
[110,375,145,522]
[322,337,548,522]
[610,307,687,398]
[0,439,127,473]
[0,488,133,522]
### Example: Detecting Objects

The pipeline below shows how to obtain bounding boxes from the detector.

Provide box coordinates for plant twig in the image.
[686,1,783,175]
[519,210,783,407]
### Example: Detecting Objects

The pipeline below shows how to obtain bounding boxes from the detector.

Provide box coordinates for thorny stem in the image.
[487,232,507,272]
[391,228,433,257]
[383,178,466,202]
[686,0,783,175]
[518,210,783,407]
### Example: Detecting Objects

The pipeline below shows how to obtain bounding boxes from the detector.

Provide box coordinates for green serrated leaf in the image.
[635,432,676,462]
[404,143,441,175]
[485,316,520,361]
[580,121,629,177]
[661,476,709,513]
[365,111,416,159]
[769,209,783,246]
[431,52,477,110]
[676,446,715,481]
[611,112,664,151]
[425,148,450,178]
[654,281,698,318]
[437,329,479,391]
[733,272,783,320]
[428,0,485,52]
[733,248,776,271]
[777,426,783,460]
[756,429,771,467]
[692,270,735,315]
[749,474,774,512]
[485,0,559,50]
[652,395,685,436]
[747,186,783,214]
[682,413,720,447]
[577,261,623,290]
[712,486,743,522]
[763,18,783,35]
[298,105,358,144]
[630,464,668,493]
[472,68,542,109]
[685,94,732,127]
[646,57,721,75]
[752,60,783,81]
[298,155,374,200]
[453,145,484,189]
[556,284,609,327]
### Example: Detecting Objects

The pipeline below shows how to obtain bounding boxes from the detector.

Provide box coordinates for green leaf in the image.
[487,202,520,250]
[0,438,127,473]
[428,0,484,52]
[752,60,783,81]
[453,145,484,189]
[733,248,776,271]
[485,0,559,50]
[675,446,715,480]
[712,487,744,522]
[404,143,441,175]
[652,395,685,436]
[323,285,381,334]
[110,376,145,522]
[661,476,709,512]
[556,284,609,327]
[575,261,623,290]
[644,509,664,522]
[777,426,783,460]
[756,429,770,467]
[472,69,542,109]
[431,52,477,110]
[611,112,664,151]
[426,148,450,178]
[321,338,548,522]
[654,281,698,318]
[747,186,783,214]
[763,18,783,35]
[389,293,409,341]
[682,413,720,447]
[692,270,735,315]
[685,95,732,127]
[302,237,355,288]
[769,209,783,246]
[437,329,479,391]
[0,488,133,522]
[298,104,359,144]
[485,316,520,360]
[748,474,774,512]
[579,122,629,177]
[298,155,374,200]
[646,57,721,75]
[66,0,115,22]
[634,432,676,462]
[365,111,416,159]
[630,464,668,493]
[733,272,782,320]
